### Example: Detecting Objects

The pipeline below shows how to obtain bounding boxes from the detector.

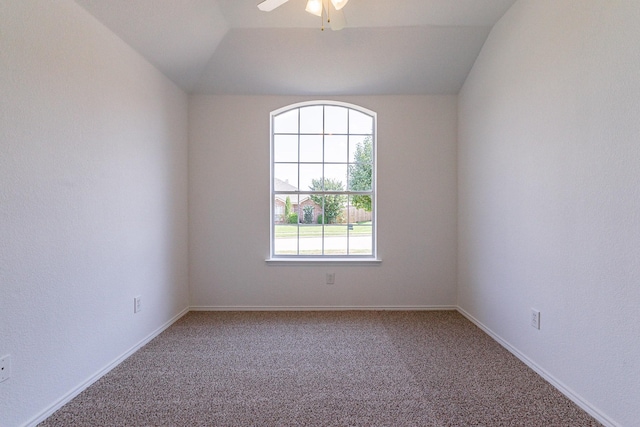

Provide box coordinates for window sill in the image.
[266,258,382,266]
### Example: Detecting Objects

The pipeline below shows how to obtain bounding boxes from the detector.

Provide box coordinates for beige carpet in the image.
[40,311,601,426]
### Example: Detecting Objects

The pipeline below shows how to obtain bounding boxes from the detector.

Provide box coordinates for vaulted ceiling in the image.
[74,0,516,95]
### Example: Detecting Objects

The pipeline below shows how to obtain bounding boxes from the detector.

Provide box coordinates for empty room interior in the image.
[1,0,639,426]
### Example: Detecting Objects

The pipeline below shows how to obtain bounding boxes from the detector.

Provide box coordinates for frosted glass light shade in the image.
[305,0,323,16]
[330,0,349,10]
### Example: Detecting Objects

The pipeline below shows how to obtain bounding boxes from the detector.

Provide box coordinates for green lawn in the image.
[275,223,372,238]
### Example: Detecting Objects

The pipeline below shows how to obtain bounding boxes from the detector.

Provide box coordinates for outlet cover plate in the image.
[531,309,540,329]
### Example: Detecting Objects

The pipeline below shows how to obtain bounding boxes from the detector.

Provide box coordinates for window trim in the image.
[268,100,378,262]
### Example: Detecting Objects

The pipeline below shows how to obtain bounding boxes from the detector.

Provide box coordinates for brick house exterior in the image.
[274,178,322,224]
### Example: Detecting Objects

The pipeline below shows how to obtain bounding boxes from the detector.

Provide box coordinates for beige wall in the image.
[458,1,640,425]
[189,95,458,309]
[0,2,189,425]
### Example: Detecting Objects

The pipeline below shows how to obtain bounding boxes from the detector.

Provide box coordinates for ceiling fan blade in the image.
[331,0,349,10]
[257,0,290,12]
[329,7,346,30]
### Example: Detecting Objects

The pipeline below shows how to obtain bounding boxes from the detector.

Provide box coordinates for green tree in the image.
[309,178,347,224]
[348,137,373,211]
[287,212,299,224]
[303,205,314,224]
[284,196,292,218]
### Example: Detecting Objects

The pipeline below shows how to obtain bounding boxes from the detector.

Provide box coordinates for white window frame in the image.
[268,100,379,263]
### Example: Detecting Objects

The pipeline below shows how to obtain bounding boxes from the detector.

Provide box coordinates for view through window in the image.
[271,101,376,258]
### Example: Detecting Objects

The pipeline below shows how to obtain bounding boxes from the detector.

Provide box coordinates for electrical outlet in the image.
[134,296,142,313]
[0,355,11,383]
[326,273,335,285]
[531,309,540,329]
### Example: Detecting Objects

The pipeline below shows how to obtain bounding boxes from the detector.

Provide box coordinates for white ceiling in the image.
[74,0,517,95]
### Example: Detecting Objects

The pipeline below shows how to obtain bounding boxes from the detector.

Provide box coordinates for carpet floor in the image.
[39,311,601,426]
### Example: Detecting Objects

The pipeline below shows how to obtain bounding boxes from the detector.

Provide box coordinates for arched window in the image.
[270,101,376,259]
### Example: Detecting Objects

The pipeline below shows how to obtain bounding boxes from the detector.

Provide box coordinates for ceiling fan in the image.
[258,0,349,31]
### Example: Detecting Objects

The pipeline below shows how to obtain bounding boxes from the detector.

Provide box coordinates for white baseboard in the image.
[24,307,190,427]
[456,307,619,427]
[189,305,458,311]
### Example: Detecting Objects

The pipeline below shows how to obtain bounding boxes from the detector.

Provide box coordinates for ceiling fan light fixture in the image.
[305,0,323,17]
[262,0,348,30]
[330,0,349,11]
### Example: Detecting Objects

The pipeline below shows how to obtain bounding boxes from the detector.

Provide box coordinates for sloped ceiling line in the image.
[73,0,516,95]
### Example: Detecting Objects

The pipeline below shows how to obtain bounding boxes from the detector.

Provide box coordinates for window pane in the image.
[274,109,298,134]
[299,163,323,192]
[349,135,373,163]
[347,195,373,255]
[349,110,373,134]
[324,106,348,134]
[300,192,324,254]
[274,194,298,255]
[274,164,298,190]
[324,135,348,163]
[298,225,323,255]
[286,194,301,224]
[349,224,372,255]
[299,135,323,163]
[300,106,324,134]
[274,196,285,224]
[306,193,324,223]
[325,225,348,255]
[347,162,372,192]
[299,198,318,224]
[274,224,298,254]
[347,195,373,223]
[319,194,347,224]
[274,135,298,163]
[324,164,348,189]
